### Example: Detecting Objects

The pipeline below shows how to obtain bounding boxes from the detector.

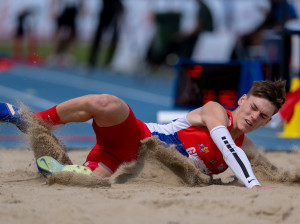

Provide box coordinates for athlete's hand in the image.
[252,185,277,189]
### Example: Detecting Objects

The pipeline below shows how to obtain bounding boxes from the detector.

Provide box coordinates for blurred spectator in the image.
[13,7,38,63]
[266,0,298,29]
[146,0,214,66]
[239,0,298,59]
[145,10,181,66]
[88,0,124,69]
[172,0,214,58]
[50,0,85,66]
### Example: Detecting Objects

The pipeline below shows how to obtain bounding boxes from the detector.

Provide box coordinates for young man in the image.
[0,80,286,189]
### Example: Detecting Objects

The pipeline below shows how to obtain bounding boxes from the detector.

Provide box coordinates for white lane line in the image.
[0,85,92,124]
[0,84,57,109]
[13,67,173,107]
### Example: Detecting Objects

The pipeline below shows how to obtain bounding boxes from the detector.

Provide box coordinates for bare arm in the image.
[241,135,259,160]
[186,101,228,130]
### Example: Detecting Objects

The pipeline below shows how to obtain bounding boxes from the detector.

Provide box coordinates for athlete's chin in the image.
[239,123,255,133]
[244,125,260,134]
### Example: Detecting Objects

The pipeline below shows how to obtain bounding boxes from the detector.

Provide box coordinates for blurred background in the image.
[0,0,298,72]
[1,0,300,150]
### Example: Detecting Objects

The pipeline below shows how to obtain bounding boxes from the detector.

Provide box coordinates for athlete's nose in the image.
[251,111,260,121]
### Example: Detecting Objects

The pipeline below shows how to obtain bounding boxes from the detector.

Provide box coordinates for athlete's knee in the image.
[87,94,125,114]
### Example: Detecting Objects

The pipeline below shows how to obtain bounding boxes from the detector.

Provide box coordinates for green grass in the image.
[0,40,175,78]
[0,41,97,65]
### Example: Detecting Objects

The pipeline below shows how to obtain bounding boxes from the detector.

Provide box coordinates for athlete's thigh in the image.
[85,106,143,172]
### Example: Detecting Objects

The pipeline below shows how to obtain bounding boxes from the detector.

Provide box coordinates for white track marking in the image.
[13,67,173,107]
[0,85,92,124]
[0,84,57,108]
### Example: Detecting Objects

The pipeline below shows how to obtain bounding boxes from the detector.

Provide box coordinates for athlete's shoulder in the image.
[199,101,223,110]
[200,102,228,119]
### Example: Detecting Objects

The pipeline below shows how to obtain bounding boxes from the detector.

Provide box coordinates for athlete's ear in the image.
[237,94,247,106]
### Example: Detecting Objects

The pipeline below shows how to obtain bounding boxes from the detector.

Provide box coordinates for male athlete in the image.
[0,80,286,189]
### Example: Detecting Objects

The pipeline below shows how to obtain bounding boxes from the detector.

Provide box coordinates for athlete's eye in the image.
[260,114,266,119]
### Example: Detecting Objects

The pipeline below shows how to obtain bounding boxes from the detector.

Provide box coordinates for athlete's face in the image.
[235,94,276,133]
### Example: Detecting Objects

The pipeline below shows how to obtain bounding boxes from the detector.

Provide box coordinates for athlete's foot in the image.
[36,156,95,177]
[0,102,27,132]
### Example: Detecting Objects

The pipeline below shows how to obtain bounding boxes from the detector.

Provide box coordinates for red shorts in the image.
[83,106,151,173]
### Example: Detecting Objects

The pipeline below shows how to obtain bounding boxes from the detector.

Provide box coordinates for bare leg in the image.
[56,94,129,127]
[93,166,112,177]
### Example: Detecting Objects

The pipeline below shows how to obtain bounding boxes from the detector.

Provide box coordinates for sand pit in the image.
[0,146,300,224]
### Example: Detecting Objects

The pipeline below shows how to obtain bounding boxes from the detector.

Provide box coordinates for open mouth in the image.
[245,119,252,126]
